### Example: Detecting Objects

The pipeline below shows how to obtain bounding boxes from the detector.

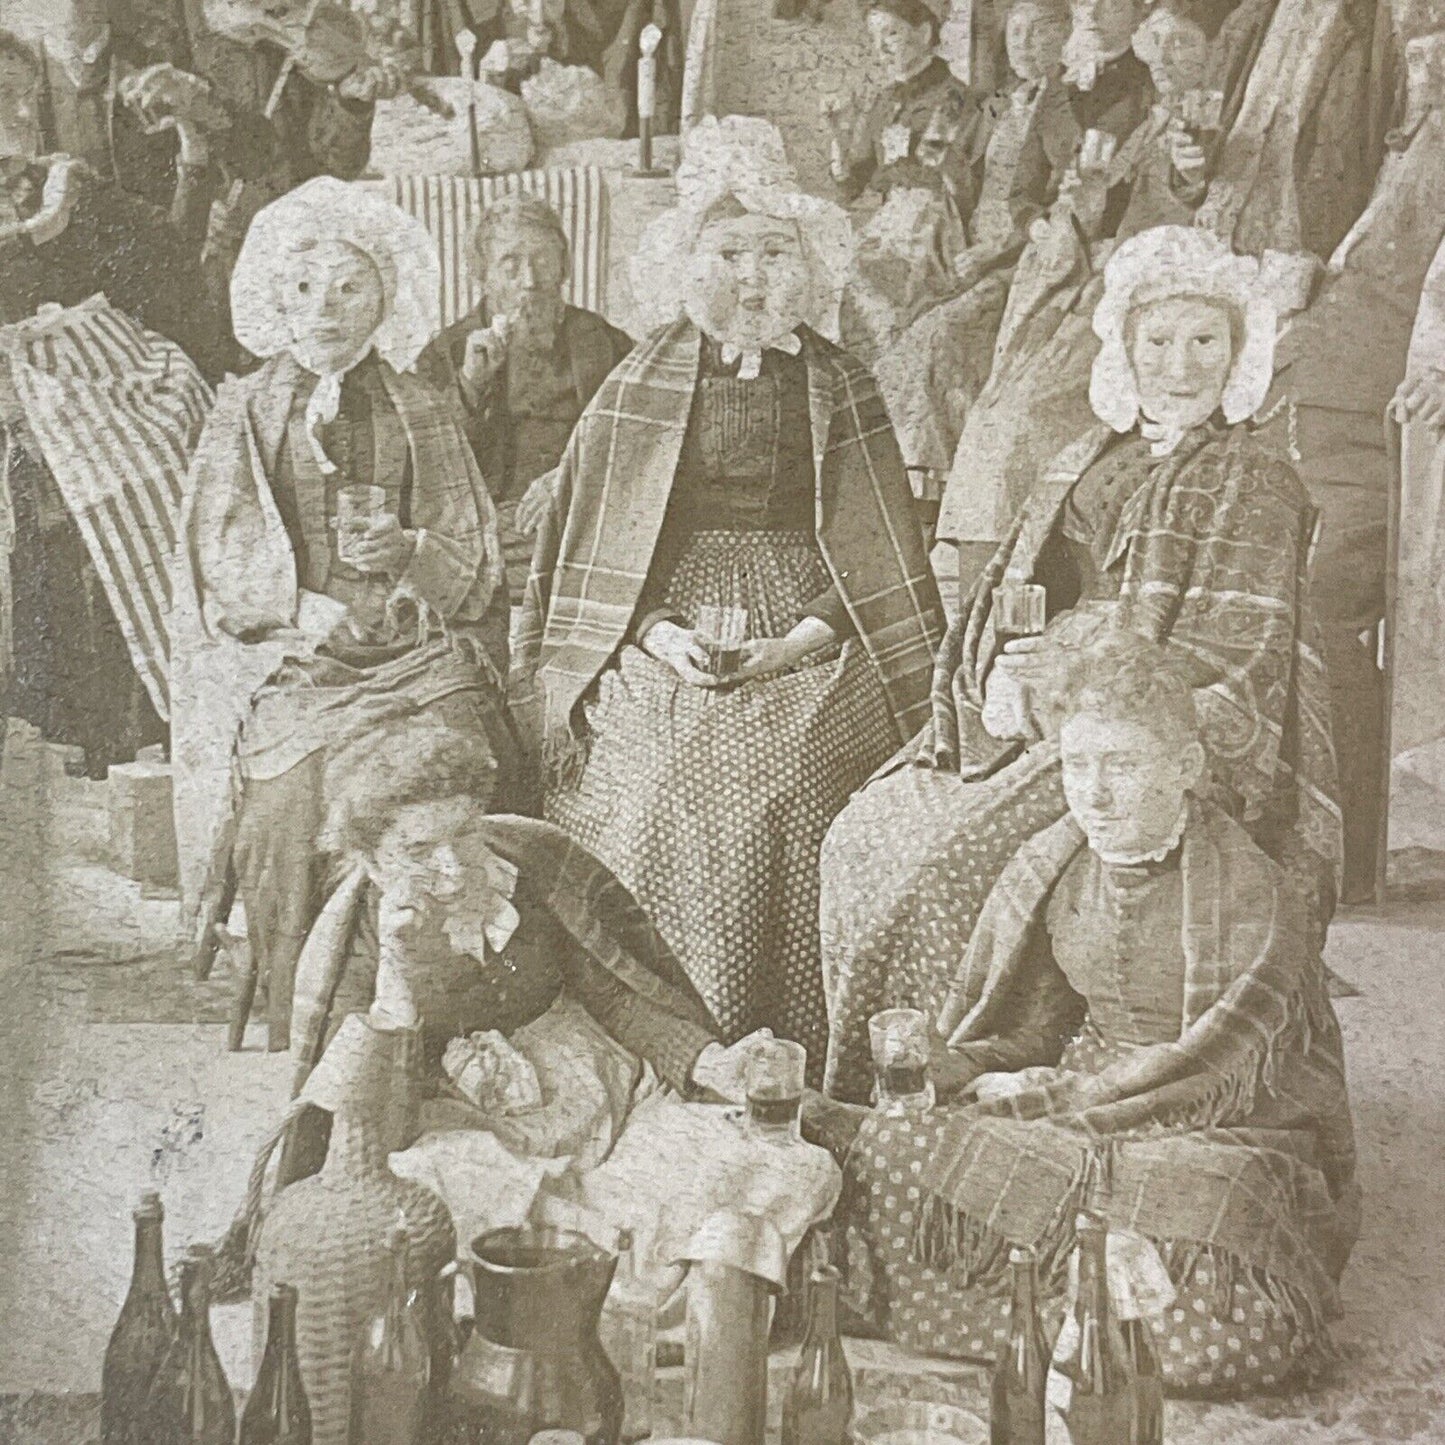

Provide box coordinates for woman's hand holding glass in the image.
[690,1030,774,1104]
[981,636,1049,740]
[345,511,415,576]
[641,619,719,687]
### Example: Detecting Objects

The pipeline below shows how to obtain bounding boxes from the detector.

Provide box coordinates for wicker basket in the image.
[253,1024,456,1445]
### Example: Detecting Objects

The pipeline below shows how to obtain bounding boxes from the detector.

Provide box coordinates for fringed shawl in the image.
[511,319,944,770]
[913,800,1357,1316]
[922,422,1343,901]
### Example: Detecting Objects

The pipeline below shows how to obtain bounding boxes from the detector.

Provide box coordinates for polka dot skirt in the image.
[840,1116,1314,1397]
[819,743,1069,1100]
[546,531,900,1080]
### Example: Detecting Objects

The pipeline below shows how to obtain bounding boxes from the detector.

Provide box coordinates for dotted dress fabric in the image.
[842,1115,1312,1395]
[546,529,898,1079]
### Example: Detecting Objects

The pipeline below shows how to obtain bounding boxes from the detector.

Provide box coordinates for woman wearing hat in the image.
[513,179,944,1081]
[172,176,527,1052]
[817,225,1342,1102]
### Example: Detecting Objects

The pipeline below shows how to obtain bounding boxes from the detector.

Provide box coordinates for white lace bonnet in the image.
[1088,224,1277,433]
[230,176,441,373]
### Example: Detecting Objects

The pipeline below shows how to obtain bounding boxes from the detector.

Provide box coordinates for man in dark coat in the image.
[419,193,631,606]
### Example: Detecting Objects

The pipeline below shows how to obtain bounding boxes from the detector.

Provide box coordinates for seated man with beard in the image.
[419,194,631,606]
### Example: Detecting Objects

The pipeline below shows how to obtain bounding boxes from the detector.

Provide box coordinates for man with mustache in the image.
[420,194,631,606]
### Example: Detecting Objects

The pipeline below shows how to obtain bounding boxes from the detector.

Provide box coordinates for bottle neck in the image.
[323,1108,389,1178]
[131,1213,168,1297]
[265,1293,298,1361]
[805,1275,839,1345]
[1009,1257,1038,1327]
[178,1268,214,1347]
[1075,1228,1110,1319]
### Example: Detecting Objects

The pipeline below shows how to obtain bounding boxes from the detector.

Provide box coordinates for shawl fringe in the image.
[906,1200,1328,1343]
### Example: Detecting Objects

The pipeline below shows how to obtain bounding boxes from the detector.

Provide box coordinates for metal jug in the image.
[448,1226,624,1445]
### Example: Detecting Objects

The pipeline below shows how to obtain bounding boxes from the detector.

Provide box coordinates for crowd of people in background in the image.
[4,0,1444,1395]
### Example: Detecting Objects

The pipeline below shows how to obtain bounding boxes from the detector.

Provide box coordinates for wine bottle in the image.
[781,1265,853,1445]
[990,1246,1050,1445]
[240,1284,312,1444]
[599,1228,656,1444]
[1121,1315,1164,1445]
[141,1245,237,1445]
[349,1226,430,1445]
[101,1192,179,1445]
[1043,1215,1134,1445]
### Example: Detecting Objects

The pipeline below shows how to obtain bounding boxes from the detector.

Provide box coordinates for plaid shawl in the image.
[170,353,505,922]
[911,800,1357,1318]
[511,319,944,763]
[922,421,1342,904]
[289,814,719,1096]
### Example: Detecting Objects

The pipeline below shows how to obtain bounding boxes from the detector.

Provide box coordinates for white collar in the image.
[1139,417,1188,456]
[719,330,802,380]
[1093,804,1189,868]
[440,852,522,960]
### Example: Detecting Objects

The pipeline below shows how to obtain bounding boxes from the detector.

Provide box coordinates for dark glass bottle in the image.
[780,1265,853,1445]
[240,1284,313,1444]
[1122,1317,1164,1445]
[991,1246,1050,1445]
[102,1192,179,1445]
[1044,1215,1134,1445]
[141,1245,237,1445]
[349,1226,430,1445]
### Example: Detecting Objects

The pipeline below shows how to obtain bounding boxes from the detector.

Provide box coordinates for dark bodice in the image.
[1046,845,1188,1047]
[635,340,848,637]
[667,340,816,532]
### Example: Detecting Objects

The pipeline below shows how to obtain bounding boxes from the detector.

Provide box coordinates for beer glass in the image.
[745,1039,806,1143]
[869,1008,935,1117]
[335,484,386,569]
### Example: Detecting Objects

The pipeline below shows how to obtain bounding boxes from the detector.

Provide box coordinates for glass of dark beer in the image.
[696,604,749,680]
[991,579,1047,646]
[745,1039,806,1144]
[869,1008,935,1117]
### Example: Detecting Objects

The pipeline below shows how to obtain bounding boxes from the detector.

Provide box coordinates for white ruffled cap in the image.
[629,118,854,339]
[1088,225,1278,434]
[230,176,442,374]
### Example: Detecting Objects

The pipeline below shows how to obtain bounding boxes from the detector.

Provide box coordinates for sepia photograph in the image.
[0,0,1440,1438]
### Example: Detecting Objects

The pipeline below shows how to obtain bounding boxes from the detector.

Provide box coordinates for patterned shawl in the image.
[923,421,1342,904]
[913,800,1357,1316]
[511,319,944,764]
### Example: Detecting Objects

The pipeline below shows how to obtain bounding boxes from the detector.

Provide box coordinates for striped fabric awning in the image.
[376,166,607,330]
[7,297,214,721]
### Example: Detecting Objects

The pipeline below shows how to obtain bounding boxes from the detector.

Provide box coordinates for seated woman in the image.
[806,633,1359,1393]
[513,175,944,1082]
[817,225,1341,1102]
[867,0,1078,494]
[828,0,981,509]
[253,718,837,1277]
[171,177,527,1052]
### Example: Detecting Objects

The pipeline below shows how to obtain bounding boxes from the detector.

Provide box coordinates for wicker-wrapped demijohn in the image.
[250,1015,456,1445]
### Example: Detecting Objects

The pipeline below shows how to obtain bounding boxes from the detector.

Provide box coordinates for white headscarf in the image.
[628,117,854,339]
[230,177,441,375]
[1089,225,1277,439]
